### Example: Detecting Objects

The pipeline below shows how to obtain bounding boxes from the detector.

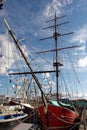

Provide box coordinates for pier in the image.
[79,107,87,130]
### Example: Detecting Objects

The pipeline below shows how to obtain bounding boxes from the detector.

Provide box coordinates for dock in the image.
[79,124,87,130]
[79,118,87,130]
[11,123,87,130]
[10,107,87,130]
[11,123,38,130]
[79,107,87,130]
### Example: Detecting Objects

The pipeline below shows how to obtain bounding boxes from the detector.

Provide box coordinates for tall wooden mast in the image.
[4,14,77,103]
[4,19,47,107]
[40,13,73,102]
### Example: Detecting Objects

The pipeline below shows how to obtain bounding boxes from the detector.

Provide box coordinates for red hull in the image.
[38,104,79,130]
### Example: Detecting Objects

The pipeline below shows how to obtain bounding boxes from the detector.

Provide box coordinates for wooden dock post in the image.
[79,107,87,130]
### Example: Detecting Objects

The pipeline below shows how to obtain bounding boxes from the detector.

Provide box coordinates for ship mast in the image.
[40,13,73,102]
[54,13,60,101]
[4,19,47,107]
[4,14,77,103]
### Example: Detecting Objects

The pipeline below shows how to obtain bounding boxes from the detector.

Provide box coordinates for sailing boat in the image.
[8,77,34,115]
[0,104,28,128]
[3,13,80,130]
[37,14,80,130]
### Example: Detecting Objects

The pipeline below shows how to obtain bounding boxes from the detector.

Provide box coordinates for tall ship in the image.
[3,13,81,130]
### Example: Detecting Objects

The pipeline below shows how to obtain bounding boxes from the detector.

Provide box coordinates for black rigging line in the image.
[67,50,85,96]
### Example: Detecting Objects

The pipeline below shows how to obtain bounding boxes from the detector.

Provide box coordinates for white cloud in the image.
[0,34,15,74]
[70,25,87,69]
[62,0,73,5]
[43,0,62,18]
[71,24,87,44]
[21,44,29,58]
[43,80,55,90]
[49,80,55,86]
[42,73,50,79]
[77,45,86,51]
[78,56,87,67]
[0,33,30,74]
[70,25,87,70]
[43,0,74,18]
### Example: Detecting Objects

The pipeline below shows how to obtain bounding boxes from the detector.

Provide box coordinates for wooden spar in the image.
[40,32,73,40]
[4,19,47,107]
[42,21,69,30]
[45,15,66,23]
[36,45,78,54]
[9,70,57,75]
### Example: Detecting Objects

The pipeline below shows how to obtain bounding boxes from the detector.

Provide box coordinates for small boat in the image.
[0,104,28,128]
[8,100,34,115]
[38,104,79,130]
[0,113,28,123]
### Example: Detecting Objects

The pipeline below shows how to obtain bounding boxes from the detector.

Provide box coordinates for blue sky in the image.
[0,0,87,99]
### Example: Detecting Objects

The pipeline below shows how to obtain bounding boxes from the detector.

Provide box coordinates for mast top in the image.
[45,15,66,23]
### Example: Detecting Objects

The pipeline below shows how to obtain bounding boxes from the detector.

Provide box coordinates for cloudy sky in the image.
[0,0,87,99]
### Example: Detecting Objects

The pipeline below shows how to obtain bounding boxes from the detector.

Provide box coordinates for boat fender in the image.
[44,107,47,114]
